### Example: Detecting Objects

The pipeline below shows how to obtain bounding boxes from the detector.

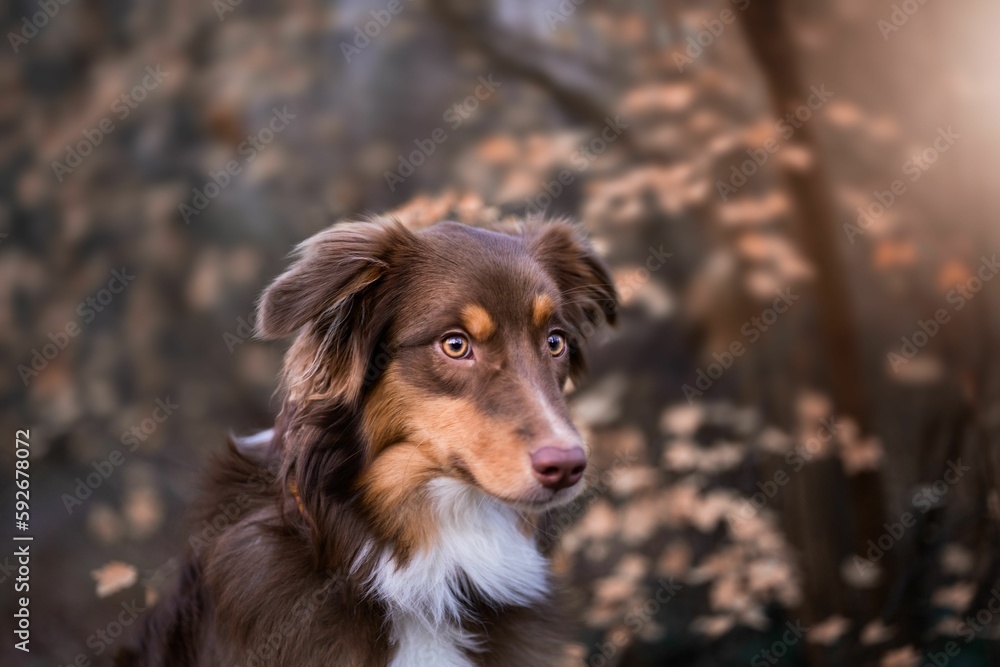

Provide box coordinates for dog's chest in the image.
[366,479,550,666]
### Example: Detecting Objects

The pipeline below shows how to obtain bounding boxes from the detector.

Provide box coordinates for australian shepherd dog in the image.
[120,218,617,666]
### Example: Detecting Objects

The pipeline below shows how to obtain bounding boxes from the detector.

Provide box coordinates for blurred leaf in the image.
[91,561,138,598]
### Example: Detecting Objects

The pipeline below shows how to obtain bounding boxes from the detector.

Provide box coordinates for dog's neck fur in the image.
[260,418,553,665]
[361,478,551,666]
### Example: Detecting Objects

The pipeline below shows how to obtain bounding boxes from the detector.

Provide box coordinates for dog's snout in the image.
[530,445,586,491]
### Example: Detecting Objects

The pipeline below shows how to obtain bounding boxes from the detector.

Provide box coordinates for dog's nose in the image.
[531,446,587,491]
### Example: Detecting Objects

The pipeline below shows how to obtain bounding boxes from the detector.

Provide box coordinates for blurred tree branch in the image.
[425,0,638,152]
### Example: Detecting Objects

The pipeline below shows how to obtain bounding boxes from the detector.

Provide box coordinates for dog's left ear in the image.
[525,221,618,372]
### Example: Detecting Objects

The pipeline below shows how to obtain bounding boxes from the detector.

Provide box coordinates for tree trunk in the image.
[735,0,892,641]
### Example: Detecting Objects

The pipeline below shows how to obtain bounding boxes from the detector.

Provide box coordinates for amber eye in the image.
[442,334,471,359]
[547,332,567,357]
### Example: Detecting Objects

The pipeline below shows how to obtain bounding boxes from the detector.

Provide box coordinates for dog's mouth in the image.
[505,489,583,512]
[478,484,585,514]
[445,454,585,511]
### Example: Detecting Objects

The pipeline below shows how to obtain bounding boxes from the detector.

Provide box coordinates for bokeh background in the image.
[3,0,1000,665]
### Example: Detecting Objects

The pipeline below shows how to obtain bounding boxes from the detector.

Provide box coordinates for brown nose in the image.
[531,446,587,491]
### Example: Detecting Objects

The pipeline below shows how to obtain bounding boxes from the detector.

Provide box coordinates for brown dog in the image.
[120,218,617,666]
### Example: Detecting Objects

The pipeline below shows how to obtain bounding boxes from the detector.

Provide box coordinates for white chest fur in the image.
[365,479,550,666]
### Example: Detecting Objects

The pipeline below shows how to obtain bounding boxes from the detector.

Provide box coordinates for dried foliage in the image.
[2,0,999,665]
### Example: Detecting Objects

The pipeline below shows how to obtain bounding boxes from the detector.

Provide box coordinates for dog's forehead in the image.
[416,221,523,260]
[406,223,559,328]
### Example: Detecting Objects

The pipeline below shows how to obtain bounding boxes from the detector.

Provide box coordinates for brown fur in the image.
[118,218,616,666]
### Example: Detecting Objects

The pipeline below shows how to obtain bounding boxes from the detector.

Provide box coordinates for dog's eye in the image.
[442,334,471,359]
[547,332,567,357]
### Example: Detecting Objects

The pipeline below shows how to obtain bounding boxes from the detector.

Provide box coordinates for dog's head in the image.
[257,219,616,511]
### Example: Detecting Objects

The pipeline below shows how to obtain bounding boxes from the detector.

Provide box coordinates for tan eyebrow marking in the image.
[461,303,496,340]
[532,294,555,328]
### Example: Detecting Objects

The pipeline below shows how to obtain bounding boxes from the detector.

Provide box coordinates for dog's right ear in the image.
[256,219,414,405]
[256,219,410,339]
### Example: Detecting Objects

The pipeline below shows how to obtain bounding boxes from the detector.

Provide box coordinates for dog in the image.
[119,217,618,666]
